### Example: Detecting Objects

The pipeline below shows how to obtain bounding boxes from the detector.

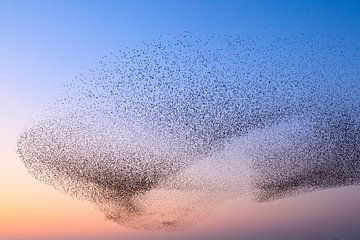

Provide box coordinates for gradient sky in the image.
[1,1,360,239]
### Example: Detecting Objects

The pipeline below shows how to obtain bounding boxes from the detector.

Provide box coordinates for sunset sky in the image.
[1,1,360,239]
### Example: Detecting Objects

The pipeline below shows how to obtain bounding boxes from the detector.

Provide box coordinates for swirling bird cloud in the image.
[17,33,360,231]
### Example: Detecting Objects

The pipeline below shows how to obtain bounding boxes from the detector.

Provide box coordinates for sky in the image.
[1,0,360,239]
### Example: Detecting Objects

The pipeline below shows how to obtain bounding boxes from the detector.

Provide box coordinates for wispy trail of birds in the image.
[17,33,360,231]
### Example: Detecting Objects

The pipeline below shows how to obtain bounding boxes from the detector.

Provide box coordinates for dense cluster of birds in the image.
[17,33,360,231]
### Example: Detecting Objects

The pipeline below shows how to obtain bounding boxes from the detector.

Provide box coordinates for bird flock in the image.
[17,33,360,231]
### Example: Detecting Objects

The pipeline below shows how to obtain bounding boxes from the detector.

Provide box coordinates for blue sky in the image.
[2,0,360,95]
[1,1,360,105]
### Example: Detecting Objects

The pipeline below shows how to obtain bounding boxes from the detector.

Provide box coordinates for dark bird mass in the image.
[17,33,360,231]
